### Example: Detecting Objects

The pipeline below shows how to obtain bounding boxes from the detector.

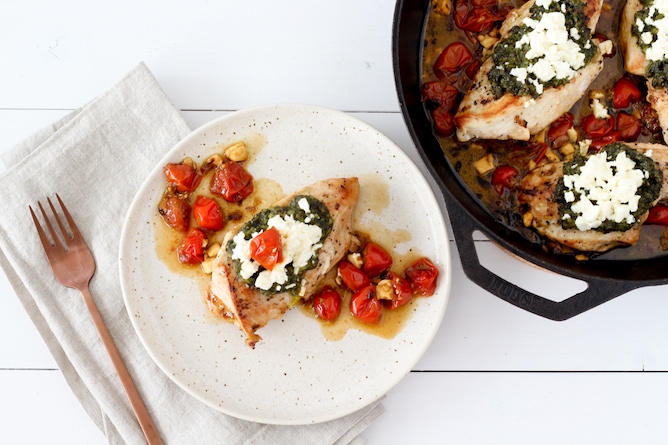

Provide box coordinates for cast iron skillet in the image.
[392,0,668,320]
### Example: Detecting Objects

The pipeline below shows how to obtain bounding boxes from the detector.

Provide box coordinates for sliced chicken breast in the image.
[455,0,604,142]
[518,144,667,252]
[208,177,359,347]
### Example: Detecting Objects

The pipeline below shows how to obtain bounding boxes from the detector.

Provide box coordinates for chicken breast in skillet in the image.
[455,0,605,142]
[518,142,667,252]
[207,177,359,347]
[619,0,668,142]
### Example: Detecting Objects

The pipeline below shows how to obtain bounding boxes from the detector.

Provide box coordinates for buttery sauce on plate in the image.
[153,138,426,341]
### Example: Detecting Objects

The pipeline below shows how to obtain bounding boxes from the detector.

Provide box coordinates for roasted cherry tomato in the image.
[312,286,342,321]
[193,196,225,231]
[422,81,459,111]
[433,42,474,78]
[405,258,439,296]
[431,106,457,137]
[177,228,207,265]
[646,205,668,226]
[491,165,519,195]
[464,58,481,79]
[164,162,201,193]
[383,272,414,310]
[547,113,574,148]
[616,112,642,141]
[338,260,371,291]
[454,0,505,33]
[250,226,283,271]
[613,77,642,109]
[350,285,383,325]
[362,242,393,278]
[589,131,621,152]
[581,114,615,139]
[158,194,191,233]
[210,161,254,203]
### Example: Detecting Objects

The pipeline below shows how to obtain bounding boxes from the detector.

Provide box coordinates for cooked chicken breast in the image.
[455,0,604,142]
[208,177,359,347]
[619,0,668,142]
[518,144,667,252]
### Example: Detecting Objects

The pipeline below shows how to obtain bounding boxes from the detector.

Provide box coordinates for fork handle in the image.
[79,285,164,445]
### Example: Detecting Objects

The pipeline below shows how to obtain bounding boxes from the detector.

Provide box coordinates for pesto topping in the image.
[632,0,668,87]
[227,195,333,297]
[556,143,662,233]
[488,0,597,98]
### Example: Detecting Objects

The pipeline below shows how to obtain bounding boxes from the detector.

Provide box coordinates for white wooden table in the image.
[2,1,668,444]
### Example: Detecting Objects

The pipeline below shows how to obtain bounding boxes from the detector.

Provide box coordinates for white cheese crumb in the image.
[591,98,610,119]
[231,214,323,291]
[564,151,645,231]
[599,40,613,56]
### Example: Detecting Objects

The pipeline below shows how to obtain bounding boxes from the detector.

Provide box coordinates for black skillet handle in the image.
[444,192,642,321]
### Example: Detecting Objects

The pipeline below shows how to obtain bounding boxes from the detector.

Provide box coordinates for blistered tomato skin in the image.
[350,285,383,325]
[646,205,668,226]
[338,260,371,291]
[362,242,393,278]
[312,286,342,321]
[158,195,191,233]
[405,258,439,296]
[210,161,254,203]
[384,272,414,310]
[249,226,283,271]
[164,162,201,192]
[177,228,207,265]
[193,196,225,231]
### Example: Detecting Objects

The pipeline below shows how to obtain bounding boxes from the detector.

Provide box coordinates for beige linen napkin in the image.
[0,62,384,445]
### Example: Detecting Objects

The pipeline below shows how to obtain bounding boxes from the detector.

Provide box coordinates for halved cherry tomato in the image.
[158,194,191,233]
[362,242,393,278]
[250,226,283,271]
[405,258,439,296]
[613,77,642,109]
[164,162,201,193]
[210,161,254,203]
[312,286,342,321]
[589,131,621,152]
[338,260,371,291]
[193,196,225,231]
[177,228,207,265]
[422,81,459,111]
[547,113,574,148]
[646,205,668,226]
[433,42,474,78]
[431,106,457,137]
[383,272,414,310]
[581,114,615,139]
[454,0,505,33]
[350,285,383,324]
[491,165,519,195]
[616,112,642,141]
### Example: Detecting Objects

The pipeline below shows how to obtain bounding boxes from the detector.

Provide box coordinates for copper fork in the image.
[30,194,163,445]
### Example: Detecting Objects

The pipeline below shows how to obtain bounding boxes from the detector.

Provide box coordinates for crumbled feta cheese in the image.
[510,10,587,86]
[563,151,645,231]
[591,98,610,119]
[231,214,323,290]
[639,0,668,61]
[599,40,614,56]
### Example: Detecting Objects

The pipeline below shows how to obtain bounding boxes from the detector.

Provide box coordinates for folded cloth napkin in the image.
[0,62,384,445]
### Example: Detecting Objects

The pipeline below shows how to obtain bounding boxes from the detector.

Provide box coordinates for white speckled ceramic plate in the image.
[119,104,451,425]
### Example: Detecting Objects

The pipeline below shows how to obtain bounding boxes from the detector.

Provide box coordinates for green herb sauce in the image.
[556,143,663,232]
[488,0,597,98]
[632,0,668,87]
[226,195,333,297]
